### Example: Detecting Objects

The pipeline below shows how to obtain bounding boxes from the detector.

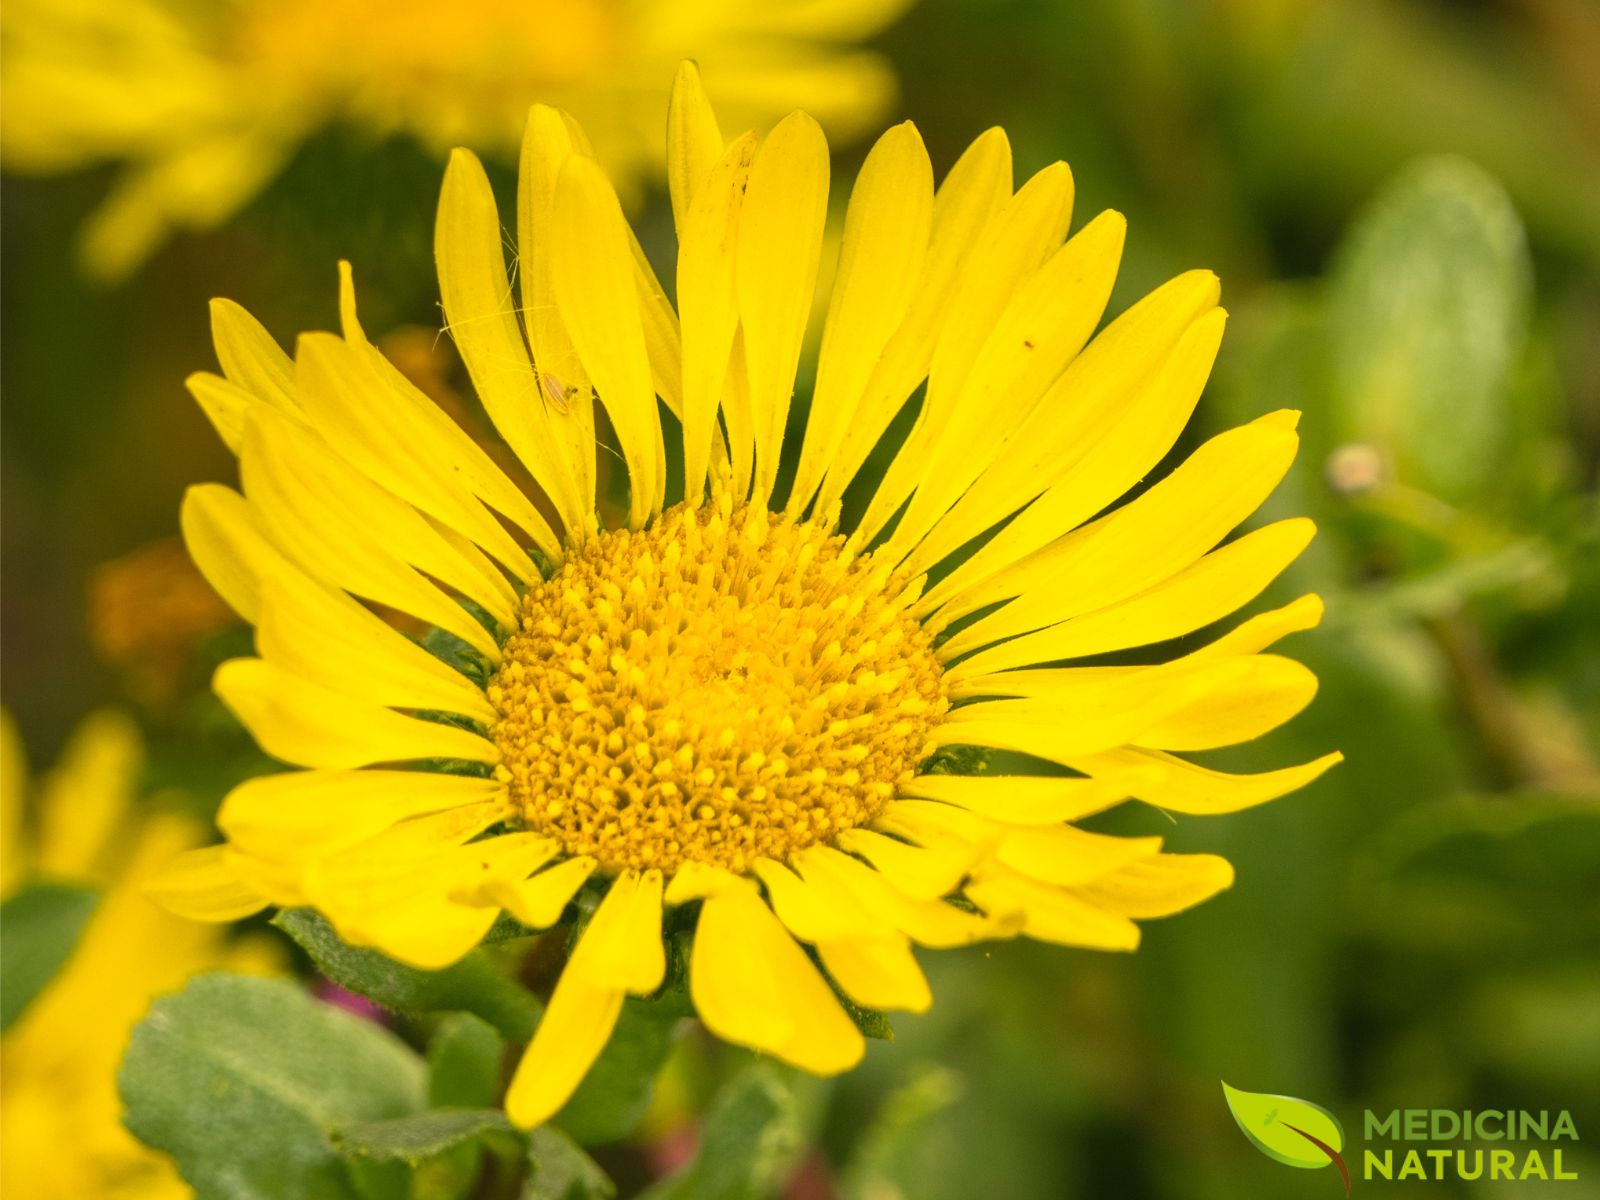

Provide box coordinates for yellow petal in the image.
[1066,747,1343,815]
[223,847,309,908]
[815,126,1013,515]
[993,826,1163,887]
[667,59,725,231]
[214,658,498,770]
[436,148,589,538]
[928,305,1229,621]
[788,121,933,516]
[517,107,597,517]
[964,870,1142,950]
[251,403,519,626]
[35,710,139,880]
[256,576,495,723]
[218,769,506,863]
[567,869,666,995]
[817,934,931,1014]
[1069,853,1234,918]
[295,326,553,573]
[186,370,260,454]
[753,857,884,944]
[871,798,998,855]
[444,834,564,907]
[794,845,1010,948]
[836,828,973,900]
[334,889,500,970]
[993,596,1325,709]
[1136,654,1319,751]
[0,712,25,889]
[627,227,686,428]
[144,844,269,921]
[691,882,864,1074]
[308,803,512,873]
[677,132,758,500]
[302,808,519,967]
[858,160,1074,544]
[924,157,1076,405]
[889,209,1126,566]
[933,656,1270,765]
[209,298,299,414]
[947,518,1316,679]
[899,773,1145,825]
[239,408,503,659]
[735,110,830,504]
[1187,594,1326,659]
[488,856,597,928]
[949,592,1320,705]
[912,272,1220,600]
[181,483,292,625]
[663,859,745,904]
[550,154,663,526]
[938,411,1302,657]
[505,972,625,1130]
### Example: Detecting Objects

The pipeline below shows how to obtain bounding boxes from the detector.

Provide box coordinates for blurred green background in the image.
[3,0,1597,1197]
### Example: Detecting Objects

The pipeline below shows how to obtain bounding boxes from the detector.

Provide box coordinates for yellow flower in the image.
[160,63,1340,1129]
[88,537,239,706]
[0,712,278,1200]
[0,0,910,279]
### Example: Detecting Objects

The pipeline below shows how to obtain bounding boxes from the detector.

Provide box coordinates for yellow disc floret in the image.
[489,495,947,875]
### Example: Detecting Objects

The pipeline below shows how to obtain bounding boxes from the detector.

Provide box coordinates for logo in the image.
[1222,1085,1582,1190]
[1223,1082,1350,1195]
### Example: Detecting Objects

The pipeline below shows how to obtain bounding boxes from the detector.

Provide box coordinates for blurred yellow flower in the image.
[0,0,911,279]
[158,62,1338,1129]
[0,712,277,1200]
[88,537,238,707]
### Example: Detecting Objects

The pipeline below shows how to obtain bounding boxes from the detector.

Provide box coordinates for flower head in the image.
[0,0,909,278]
[161,63,1339,1128]
[0,713,278,1199]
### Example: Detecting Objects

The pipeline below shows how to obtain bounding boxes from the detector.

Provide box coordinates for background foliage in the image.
[4,0,1597,1197]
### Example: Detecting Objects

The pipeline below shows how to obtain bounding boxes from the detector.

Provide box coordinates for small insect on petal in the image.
[540,370,573,414]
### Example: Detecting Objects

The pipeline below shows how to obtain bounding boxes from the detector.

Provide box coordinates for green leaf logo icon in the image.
[1222,1082,1350,1194]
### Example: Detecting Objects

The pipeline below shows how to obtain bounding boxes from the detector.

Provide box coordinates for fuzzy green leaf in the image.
[429,1012,505,1108]
[554,997,682,1145]
[0,880,98,1031]
[119,972,428,1200]
[334,1109,518,1164]
[839,1067,964,1200]
[524,1127,615,1199]
[274,908,541,1040]
[1328,156,1531,502]
[639,1064,803,1200]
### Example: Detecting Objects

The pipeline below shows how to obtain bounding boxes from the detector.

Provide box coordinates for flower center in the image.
[488,499,947,875]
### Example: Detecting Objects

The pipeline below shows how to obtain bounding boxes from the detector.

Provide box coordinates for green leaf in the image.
[346,1159,413,1200]
[423,622,494,689]
[1221,1082,1345,1169]
[334,1109,518,1165]
[1327,156,1532,503]
[839,1067,963,1200]
[555,997,682,1145]
[413,1016,514,1200]
[275,908,541,1040]
[833,983,895,1043]
[120,972,428,1200]
[524,1126,615,1199]
[639,1064,803,1200]
[0,880,98,1031]
[919,744,996,777]
[429,1012,505,1108]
